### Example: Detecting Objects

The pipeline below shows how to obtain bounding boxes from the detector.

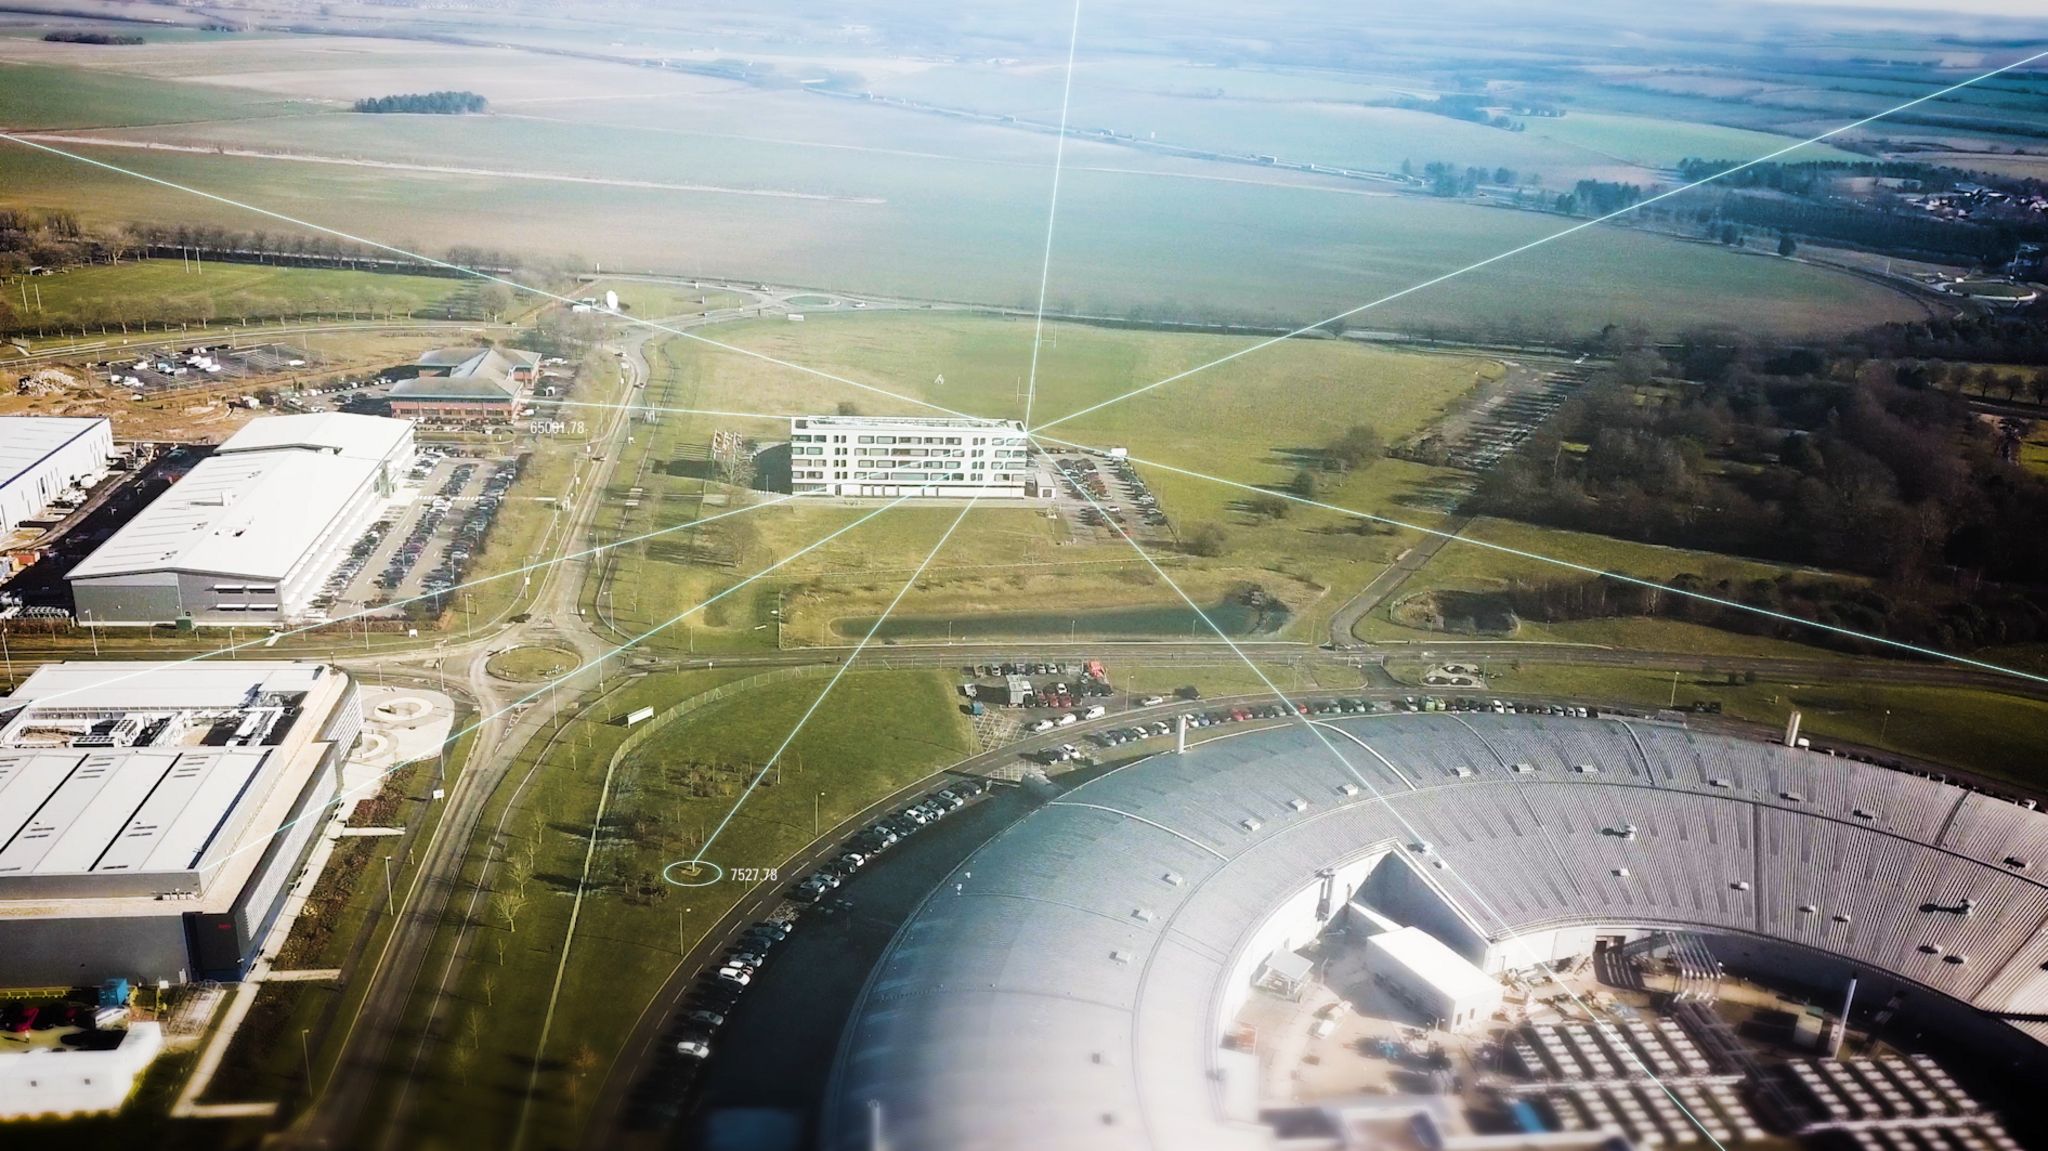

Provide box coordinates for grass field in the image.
[1520,111,1862,169]
[0,43,1928,339]
[387,667,974,1151]
[1352,515,1859,651]
[578,312,1493,650]
[4,259,482,333]
[0,59,313,128]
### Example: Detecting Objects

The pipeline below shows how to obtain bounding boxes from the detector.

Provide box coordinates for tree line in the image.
[352,91,488,115]
[43,31,143,44]
[1467,333,2048,653]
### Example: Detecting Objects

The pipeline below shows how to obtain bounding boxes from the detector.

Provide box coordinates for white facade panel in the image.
[0,416,113,536]
[788,415,1034,499]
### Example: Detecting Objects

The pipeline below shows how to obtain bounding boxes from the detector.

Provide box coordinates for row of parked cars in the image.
[378,463,476,591]
[1026,704,1108,734]
[309,517,393,616]
[671,919,794,1061]
[789,780,991,903]
[636,776,1000,1123]
[420,461,518,598]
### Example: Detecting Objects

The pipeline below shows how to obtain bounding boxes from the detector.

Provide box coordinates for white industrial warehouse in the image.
[0,415,114,538]
[788,415,1038,498]
[67,413,413,624]
[0,660,361,986]
[825,714,2048,1151]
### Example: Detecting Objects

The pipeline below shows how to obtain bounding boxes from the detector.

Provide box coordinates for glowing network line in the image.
[11,489,809,713]
[1025,46,2048,435]
[197,497,912,877]
[1019,0,1085,432]
[1033,431,2048,686]
[10,453,928,713]
[1038,432,1732,1150]
[0,132,983,423]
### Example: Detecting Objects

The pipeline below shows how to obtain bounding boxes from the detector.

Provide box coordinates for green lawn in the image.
[387,667,973,1151]
[1521,111,1861,169]
[583,313,1492,651]
[1352,514,1860,658]
[5,259,481,335]
[0,60,316,129]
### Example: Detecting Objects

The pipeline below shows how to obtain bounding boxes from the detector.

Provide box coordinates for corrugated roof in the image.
[0,416,109,490]
[68,451,379,581]
[215,413,410,462]
[0,746,273,882]
[0,661,340,898]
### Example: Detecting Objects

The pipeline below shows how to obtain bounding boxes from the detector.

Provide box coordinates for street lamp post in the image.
[300,1027,314,1095]
[814,791,824,836]
[382,855,395,912]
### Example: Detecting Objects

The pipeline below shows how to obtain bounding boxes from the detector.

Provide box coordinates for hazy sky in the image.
[1787,0,2048,16]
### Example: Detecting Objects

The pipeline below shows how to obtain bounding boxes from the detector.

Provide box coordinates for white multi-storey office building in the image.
[787,416,1036,498]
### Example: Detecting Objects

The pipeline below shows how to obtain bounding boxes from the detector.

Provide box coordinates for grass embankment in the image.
[382,667,972,1151]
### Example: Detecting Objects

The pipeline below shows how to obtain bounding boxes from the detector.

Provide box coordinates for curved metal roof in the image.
[825,714,2048,1151]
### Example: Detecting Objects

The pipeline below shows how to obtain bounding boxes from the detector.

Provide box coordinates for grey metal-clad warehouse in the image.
[66,414,412,625]
[0,661,361,985]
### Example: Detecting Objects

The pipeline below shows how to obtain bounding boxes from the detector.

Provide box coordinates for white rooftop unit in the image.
[1363,926,1503,1032]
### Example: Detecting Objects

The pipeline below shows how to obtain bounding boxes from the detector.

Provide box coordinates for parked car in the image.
[675,1036,712,1059]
